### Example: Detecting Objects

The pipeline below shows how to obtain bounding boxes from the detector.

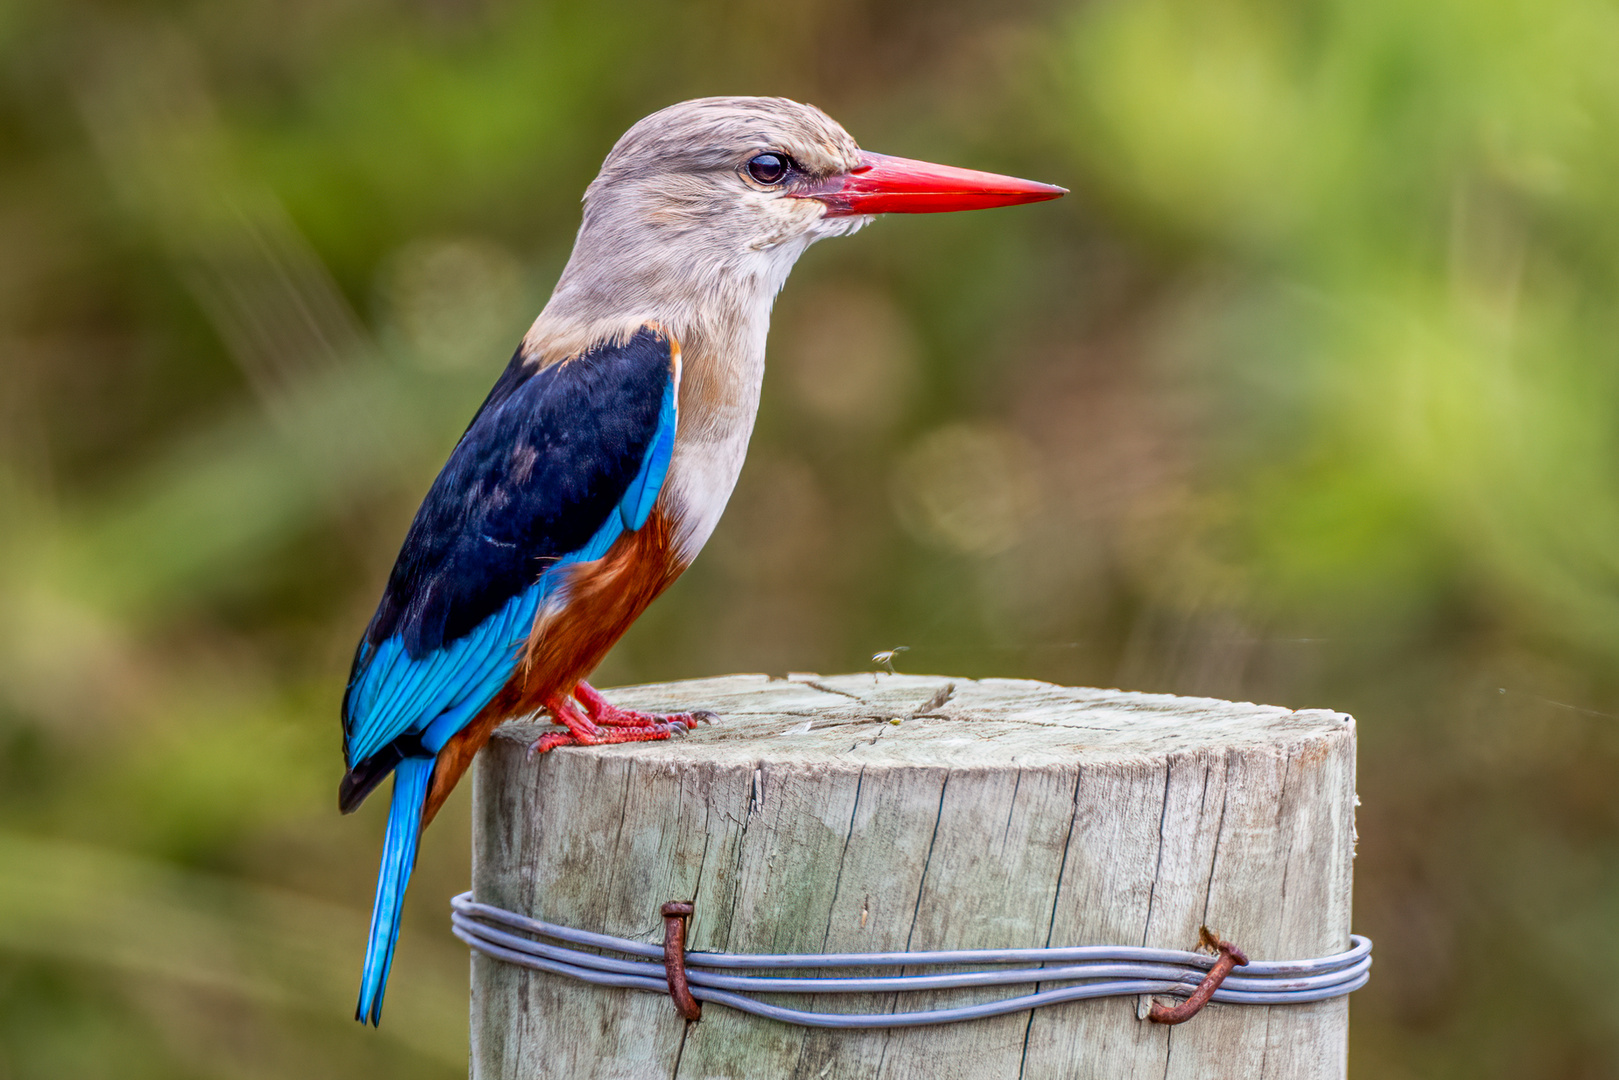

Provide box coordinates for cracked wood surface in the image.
[469,673,1357,1079]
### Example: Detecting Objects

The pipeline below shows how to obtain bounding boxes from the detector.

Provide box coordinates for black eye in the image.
[746,152,791,185]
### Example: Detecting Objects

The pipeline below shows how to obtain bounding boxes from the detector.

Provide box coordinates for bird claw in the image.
[528,731,578,757]
[596,708,700,730]
[526,719,693,757]
[527,685,721,758]
[572,681,719,733]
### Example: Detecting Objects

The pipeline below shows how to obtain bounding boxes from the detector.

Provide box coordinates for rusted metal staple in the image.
[661,901,702,1021]
[1148,928,1249,1026]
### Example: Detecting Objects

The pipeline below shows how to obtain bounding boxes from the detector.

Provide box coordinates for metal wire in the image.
[451,893,1372,1030]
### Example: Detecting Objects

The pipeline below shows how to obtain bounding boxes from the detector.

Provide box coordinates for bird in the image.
[339,95,1064,1026]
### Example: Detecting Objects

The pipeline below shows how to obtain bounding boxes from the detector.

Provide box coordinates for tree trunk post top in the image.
[470,673,1358,1079]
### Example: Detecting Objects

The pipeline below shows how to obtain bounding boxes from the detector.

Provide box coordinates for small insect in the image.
[871,646,909,675]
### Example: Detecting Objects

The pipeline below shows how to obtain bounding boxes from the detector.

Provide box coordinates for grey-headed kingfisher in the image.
[340,96,1064,1024]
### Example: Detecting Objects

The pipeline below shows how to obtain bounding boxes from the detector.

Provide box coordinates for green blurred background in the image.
[3,0,1618,1075]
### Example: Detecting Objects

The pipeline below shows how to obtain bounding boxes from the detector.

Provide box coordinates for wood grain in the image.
[469,673,1357,1079]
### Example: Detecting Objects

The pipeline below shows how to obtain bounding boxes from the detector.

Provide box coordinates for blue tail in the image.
[356,755,433,1026]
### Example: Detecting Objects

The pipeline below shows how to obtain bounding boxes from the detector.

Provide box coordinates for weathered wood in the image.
[470,673,1356,1079]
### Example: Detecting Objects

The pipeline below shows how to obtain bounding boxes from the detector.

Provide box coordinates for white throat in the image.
[659,218,870,562]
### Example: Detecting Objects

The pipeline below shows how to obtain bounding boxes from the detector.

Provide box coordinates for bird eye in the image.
[746,153,791,185]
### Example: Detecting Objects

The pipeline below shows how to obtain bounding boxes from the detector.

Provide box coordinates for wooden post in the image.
[470,674,1356,1079]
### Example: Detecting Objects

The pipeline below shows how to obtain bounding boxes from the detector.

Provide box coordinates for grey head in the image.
[535,96,869,354]
[526,95,1063,366]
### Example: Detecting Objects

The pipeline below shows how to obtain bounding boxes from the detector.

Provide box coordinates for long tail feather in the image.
[356,755,433,1026]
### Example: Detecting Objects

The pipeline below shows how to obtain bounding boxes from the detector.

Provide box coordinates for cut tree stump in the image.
[469,673,1357,1079]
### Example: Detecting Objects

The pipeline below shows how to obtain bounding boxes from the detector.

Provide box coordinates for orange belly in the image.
[422,509,685,824]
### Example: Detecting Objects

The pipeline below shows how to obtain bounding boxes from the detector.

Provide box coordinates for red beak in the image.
[796,151,1066,216]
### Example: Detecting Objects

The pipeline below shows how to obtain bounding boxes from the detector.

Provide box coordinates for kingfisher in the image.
[340,96,1064,1025]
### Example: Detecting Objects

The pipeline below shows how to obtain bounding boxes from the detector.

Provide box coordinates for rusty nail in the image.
[660,901,702,1021]
[1147,930,1249,1026]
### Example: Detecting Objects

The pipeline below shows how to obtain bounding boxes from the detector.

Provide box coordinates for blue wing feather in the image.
[344,326,679,1027]
[341,326,680,782]
[619,376,678,532]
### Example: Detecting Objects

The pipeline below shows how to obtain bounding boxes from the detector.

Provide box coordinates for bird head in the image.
[539,97,1064,351]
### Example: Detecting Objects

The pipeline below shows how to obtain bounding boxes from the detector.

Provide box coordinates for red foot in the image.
[527,683,717,756]
[575,681,716,730]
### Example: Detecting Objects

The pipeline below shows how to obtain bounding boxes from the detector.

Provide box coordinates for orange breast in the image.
[421,509,686,824]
